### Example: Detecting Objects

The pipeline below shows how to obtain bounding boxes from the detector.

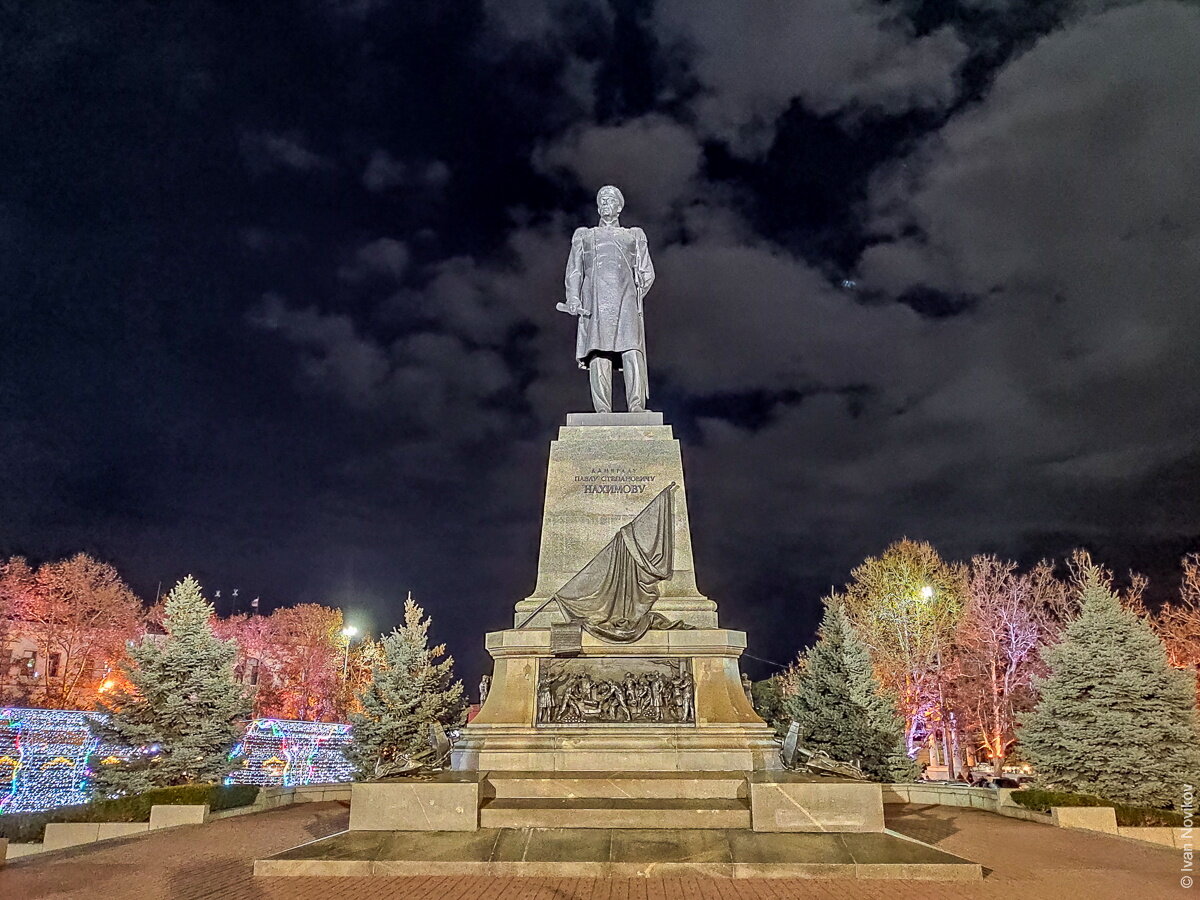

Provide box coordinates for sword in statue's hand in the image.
[556,302,591,317]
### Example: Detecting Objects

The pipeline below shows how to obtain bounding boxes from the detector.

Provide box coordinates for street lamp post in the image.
[341,626,358,680]
[918,585,956,781]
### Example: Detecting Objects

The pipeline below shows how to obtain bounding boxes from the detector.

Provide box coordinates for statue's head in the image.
[596,185,624,219]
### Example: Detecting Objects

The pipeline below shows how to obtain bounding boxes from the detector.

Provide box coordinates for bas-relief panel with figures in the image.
[535,657,695,726]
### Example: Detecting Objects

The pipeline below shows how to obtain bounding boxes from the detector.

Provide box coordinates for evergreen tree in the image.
[844,617,920,782]
[91,576,250,795]
[348,594,466,778]
[750,676,788,736]
[1019,563,1200,808]
[785,596,915,781]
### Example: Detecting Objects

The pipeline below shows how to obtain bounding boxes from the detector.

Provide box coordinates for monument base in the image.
[451,626,780,773]
[451,725,780,773]
[258,771,982,879]
[515,418,719,631]
[339,770,885,833]
[256,827,982,880]
[255,410,980,879]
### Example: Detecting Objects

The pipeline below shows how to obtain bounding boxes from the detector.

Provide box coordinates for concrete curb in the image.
[881,782,1180,848]
[1,783,353,862]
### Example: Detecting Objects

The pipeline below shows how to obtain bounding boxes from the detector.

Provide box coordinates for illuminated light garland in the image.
[0,707,119,814]
[224,718,355,787]
[0,708,357,814]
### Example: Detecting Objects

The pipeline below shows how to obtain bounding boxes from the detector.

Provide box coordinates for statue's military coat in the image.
[564,224,655,371]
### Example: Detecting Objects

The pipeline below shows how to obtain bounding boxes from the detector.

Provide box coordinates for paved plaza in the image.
[0,801,1178,899]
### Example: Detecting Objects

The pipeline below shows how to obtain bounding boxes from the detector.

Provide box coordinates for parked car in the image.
[970,774,1023,789]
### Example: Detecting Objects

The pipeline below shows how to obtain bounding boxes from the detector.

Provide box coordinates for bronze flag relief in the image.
[552,483,690,641]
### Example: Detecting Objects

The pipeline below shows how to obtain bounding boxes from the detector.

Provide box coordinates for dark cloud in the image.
[655,0,969,150]
[362,150,451,192]
[338,237,411,282]
[858,0,1200,491]
[239,131,331,174]
[2,0,1197,683]
[534,116,703,218]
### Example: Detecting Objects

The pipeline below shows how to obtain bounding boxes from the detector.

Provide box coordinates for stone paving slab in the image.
[255,824,981,879]
[0,800,1184,899]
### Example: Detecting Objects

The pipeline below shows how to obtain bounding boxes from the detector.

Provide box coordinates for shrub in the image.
[1114,804,1186,828]
[0,784,259,843]
[209,784,259,812]
[1012,788,1184,827]
[1012,788,1107,813]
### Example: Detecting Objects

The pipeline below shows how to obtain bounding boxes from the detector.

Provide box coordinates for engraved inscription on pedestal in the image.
[549,621,584,656]
[535,657,695,726]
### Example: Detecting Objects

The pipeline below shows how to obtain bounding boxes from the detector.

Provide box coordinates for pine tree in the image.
[348,594,466,778]
[1019,564,1200,808]
[844,614,920,782]
[750,676,789,736]
[785,597,915,781]
[90,576,251,795]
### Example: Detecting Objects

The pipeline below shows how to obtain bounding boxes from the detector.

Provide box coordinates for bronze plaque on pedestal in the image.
[535,657,695,725]
[549,622,584,656]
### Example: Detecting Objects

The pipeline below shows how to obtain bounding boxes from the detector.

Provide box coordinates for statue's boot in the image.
[588,355,613,412]
[622,349,648,412]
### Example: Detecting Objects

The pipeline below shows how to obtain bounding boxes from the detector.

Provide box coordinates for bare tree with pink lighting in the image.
[952,556,1069,775]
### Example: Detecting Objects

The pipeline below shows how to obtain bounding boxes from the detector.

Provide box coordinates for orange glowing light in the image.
[262,755,287,775]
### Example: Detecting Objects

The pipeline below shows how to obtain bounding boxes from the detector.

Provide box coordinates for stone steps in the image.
[482,770,747,801]
[255,826,985,880]
[478,796,751,829]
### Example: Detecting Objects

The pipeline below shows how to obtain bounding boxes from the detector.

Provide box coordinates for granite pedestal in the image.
[453,416,779,774]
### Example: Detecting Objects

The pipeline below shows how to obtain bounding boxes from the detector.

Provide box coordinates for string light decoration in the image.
[0,707,123,814]
[0,709,356,814]
[225,718,355,786]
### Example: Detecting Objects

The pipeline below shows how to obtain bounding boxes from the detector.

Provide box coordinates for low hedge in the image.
[0,783,259,843]
[1012,788,1185,828]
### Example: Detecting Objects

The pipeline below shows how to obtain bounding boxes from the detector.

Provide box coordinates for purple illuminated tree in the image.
[953,556,1068,774]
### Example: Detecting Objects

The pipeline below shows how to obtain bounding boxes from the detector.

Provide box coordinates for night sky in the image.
[3,1,1199,684]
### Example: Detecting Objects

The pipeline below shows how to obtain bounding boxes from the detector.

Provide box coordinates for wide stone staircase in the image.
[478,771,751,829]
[256,770,984,879]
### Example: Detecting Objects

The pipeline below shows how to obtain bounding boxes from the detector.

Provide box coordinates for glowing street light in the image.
[341,625,359,679]
[917,583,954,778]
